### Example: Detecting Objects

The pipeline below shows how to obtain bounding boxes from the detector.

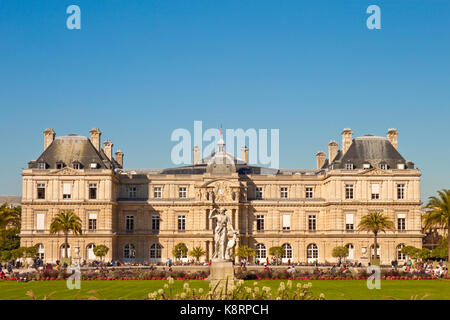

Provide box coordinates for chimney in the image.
[316,151,326,169]
[386,128,398,150]
[89,128,101,151]
[241,146,249,165]
[103,140,113,160]
[115,150,124,167]
[328,140,338,163]
[193,146,200,165]
[43,128,55,150]
[341,128,353,155]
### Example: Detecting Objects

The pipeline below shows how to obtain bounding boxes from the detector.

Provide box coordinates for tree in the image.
[235,246,255,260]
[189,246,205,262]
[269,246,284,259]
[431,236,448,260]
[332,246,349,263]
[93,244,109,262]
[172,243,188,260]
[0,203,21,231]
[357,211,395,264]
[423,189,450,261]
[401,245,419,260]
[49,210,82,259]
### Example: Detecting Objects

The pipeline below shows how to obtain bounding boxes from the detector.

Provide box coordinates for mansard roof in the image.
[329,135,410,169]
[28,135,120,170]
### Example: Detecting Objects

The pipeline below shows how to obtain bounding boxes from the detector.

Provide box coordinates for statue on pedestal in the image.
[209,208,236,261]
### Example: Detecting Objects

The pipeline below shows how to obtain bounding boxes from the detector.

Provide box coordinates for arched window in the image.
[150,244,162,259]
[397,244,406,260]
[124,244,136,260]
[345,244,354,260]
[282,243,292,259]
[307,244,318,262]
[36,244,44,260]
[87,244,96,260]
[370,244,380,259]
[60,244,71,258]
[256,244,266,259]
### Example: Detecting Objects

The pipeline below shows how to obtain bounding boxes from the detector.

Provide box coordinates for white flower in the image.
[287,280,292,289]
[164,284,169,289]
[180,292,187,299]
[253,281,258,286]
[319,293,325,299]
[183,282,190,290]
[263,286,271,293]
[254,287,260,293]
[297,283,302,289]
[198,288,204,294]
[158,289,164,295]
[246,287,252,294]
[168,277,174,285]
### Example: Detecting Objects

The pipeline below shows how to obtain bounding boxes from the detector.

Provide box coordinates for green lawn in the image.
[0,279,449,300]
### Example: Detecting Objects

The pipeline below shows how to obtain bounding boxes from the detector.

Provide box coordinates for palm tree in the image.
[189,246,206,262]
[49,210,82,259]
[357,211,395,263]
[423,189,450,261]
[0,203,20,231]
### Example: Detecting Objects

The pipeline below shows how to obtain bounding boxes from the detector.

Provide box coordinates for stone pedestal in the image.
[208,260,235,292]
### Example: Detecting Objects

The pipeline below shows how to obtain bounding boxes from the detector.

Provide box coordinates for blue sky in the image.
[0,0,449,200]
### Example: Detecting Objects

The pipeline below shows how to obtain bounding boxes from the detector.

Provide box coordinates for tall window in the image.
[380,164,388,170]
[345,213,354,230]
[256,215,264,231]
[397,244,406,260]
[282,243,292,259]
[397,184,405,200]
[152,215,160,230]
[371,184,380,200]
[150,244,162,259]
[282,214,291,231]
[60,244,71,258]
[308,215,316,231]
[179,187,187,198]
[397,214,406,231]
[305,187,314,199]
[154,187,162,198]
[256,244,266,259]
[88,213,97,231]
[280,187,289,199]
[178,215,186,231]
[128,186,137,199]
[126,215,134,231]
[36,244,44,260]
[37,183,46,200]
[87,244,96,260]
[371,244,380,259]
[345,184,354,200]
[63,183,72,199]
[256,187,263,200]
[89,183,97,200]
[346,244,354,260]
[307,244,318,262]
[124,244,136,260]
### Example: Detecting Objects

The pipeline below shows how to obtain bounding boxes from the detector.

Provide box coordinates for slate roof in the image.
[328,135,412,169]
[28,135,120,170]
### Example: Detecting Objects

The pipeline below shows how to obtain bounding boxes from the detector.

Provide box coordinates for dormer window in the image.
[379,163,388,170]
[363,163,371,169]
[90,162,98,169]
[56,161,65,170]
[72,161,81,170]
[38,162,47,169]
[345,163,354,170]
[397,163,405,170]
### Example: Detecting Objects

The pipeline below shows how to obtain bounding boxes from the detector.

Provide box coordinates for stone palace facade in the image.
[20,127,423,265]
